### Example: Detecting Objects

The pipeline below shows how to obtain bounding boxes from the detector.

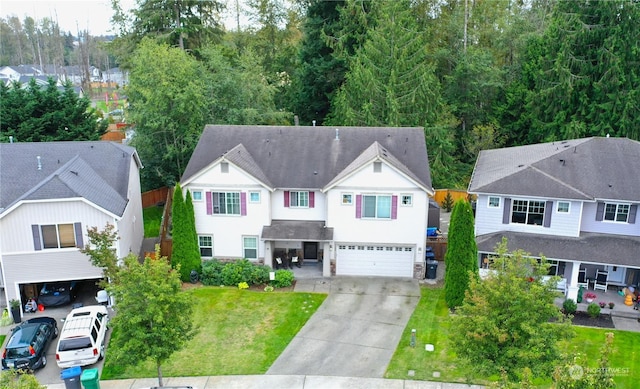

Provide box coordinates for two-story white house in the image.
[180,125,434,279]
[468,137,640,300]
[0,141,144,313]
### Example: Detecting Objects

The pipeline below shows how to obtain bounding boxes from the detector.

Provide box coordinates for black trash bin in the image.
[61,366,82,389]
[426,260,438,279]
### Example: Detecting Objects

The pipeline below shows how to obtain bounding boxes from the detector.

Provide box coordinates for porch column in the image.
[565,261,581,301]
[265,240,274,269]
[322,242,331,277]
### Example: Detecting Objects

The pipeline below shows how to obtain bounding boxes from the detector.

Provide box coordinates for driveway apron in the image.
[267,277,421,378]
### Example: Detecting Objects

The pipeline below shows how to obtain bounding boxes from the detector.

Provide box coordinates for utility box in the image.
[60,366,82,389]
[80,368,100,389]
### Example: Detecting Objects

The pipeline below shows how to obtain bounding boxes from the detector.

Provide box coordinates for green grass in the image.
[101,287,326,379]
[0,335,5,347]
[386,286,640,388]
[143,206,163,238]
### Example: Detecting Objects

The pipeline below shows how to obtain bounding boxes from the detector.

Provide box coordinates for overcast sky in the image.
[1,0,242,36]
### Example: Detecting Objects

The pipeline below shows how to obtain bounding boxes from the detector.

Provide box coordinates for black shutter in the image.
[595,202,605,221]
[74,222,84,248]
[502,198,511,224]
[629,204,638,224]
[32,225,42,251]
[543,201,553,228]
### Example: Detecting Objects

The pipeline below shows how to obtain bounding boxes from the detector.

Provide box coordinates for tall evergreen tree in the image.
[525,0,640,142]
[444,199,478,309]
[183,189,202,277]
[170,184,187,278]
[287,0,347,125]
[0,78,107,142]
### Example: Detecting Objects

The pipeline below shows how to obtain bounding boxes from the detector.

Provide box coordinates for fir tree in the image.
[444,199,478,309]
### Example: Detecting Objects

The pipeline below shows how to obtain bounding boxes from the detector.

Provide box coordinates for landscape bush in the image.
[200,259,292,288]
[200,259,224,286]
[587,303,601,318]
[272,269,294,288]
[221,259,255,286]
[562,298,577,315]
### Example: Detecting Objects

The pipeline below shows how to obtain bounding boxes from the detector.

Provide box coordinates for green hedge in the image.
[200,259,292,288]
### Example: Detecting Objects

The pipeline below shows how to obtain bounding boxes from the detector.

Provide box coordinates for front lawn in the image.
[386,285,640,388]
[101,286,326,379]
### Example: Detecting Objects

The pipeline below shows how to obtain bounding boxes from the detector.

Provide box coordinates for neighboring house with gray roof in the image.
[181,125,434,279]
[0,141,144,314]
[468,137,640,301]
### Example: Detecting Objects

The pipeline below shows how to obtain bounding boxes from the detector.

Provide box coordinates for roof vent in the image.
[335,128,340,140]
[37,156,42,170]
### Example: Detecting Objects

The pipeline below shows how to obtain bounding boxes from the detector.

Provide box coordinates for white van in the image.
[56,305,109,368]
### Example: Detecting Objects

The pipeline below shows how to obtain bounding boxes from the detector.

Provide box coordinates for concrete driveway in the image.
[267,277,420,378]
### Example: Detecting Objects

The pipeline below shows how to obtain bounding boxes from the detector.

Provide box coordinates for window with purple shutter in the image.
[309,192,315,208]
[391,195,398,219]
[284,191,290,207]
[32,225,42,251]
[241,192,247,216]
[74,222,84,248]
[356,195,362,218]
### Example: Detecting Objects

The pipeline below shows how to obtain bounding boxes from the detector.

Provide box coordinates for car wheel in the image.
[53,326,59,338]
[41,355,47,367]
[98,347,104,361]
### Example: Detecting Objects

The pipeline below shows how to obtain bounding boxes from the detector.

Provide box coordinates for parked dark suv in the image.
[1,317,58,372]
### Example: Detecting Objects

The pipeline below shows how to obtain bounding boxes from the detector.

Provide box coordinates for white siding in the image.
[0,201,113,253]
[474,195,582,237]
[271,190,327,221]
[3,251,103,301]
[184,165,271,260]
[116,156,144,257]
[326,161,428,265]
[581,202,640,236]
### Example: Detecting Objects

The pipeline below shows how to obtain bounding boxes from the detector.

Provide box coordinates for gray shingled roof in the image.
[181,125,432,191]
[0,141,138,217]
[262,220,334,241]
[477,231,640,267]
[469,137,640,201]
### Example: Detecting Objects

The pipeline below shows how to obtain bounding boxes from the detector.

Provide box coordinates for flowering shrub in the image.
[598,301,606,308]
[584,292,597,300]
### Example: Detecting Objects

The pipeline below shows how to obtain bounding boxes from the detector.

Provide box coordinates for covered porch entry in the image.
[262,220,333,277]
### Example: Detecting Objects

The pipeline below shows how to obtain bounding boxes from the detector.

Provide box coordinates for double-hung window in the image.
[362,195,392,219]
[604,203,629,222]
[198,236,213,257]
[41,224,76,249]
[289,191,309,208]
[212,192,240,215]
[243,236,258,259]
[511,199,545,225]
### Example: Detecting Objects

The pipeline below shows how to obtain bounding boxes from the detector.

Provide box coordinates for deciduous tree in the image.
[449,238,573,380]
[106,250,195,388]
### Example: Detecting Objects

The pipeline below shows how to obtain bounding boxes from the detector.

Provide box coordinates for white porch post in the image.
[322,242,331,277]
[265,240,274,269]
[565,261,581,301]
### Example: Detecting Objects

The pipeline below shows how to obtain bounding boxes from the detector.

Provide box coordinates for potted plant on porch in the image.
[9,299,21,324]
[584,292,597,303]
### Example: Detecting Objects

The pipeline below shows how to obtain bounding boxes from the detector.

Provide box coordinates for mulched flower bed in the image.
[569,311,615,329]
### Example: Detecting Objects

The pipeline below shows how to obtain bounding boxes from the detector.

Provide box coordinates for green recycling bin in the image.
[80,368,100,389]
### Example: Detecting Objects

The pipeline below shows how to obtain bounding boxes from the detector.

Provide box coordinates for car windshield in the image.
[6,346,31,359]
[58,337,92,351]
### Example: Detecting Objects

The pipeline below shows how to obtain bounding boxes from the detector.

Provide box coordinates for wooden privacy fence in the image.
[433,189,470,207]
[426,237,447,261]
[142,187,169,208]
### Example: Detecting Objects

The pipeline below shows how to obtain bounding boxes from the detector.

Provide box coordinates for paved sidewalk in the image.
[46,374,485,388]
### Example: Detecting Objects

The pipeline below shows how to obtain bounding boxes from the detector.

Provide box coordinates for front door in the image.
[303,242,318,260]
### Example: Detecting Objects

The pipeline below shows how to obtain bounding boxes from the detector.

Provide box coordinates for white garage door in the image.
[336,244,414,277]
